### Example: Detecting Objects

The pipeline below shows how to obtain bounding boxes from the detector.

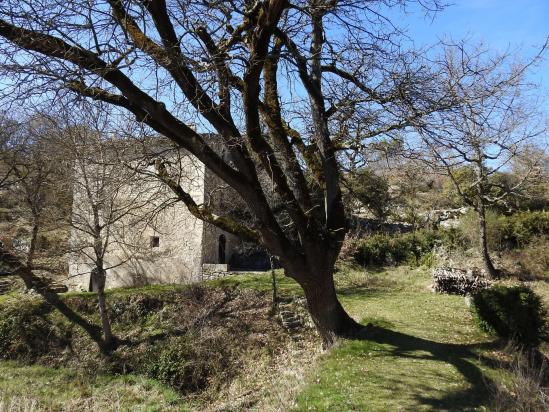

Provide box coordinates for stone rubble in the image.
[432,266,491,296]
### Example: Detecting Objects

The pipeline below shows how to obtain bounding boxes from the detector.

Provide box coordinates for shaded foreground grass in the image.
[2,265,540,411]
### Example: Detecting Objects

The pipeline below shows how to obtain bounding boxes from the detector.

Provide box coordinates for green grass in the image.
[0,264,528,410]
[0,362,187,411]
[61,283,189,300]
[298,266,501,411]
[207,270,304,296]
[215,265,503,411]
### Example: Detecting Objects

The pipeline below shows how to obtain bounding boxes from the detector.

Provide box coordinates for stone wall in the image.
[68,140,251,291]
[200,165,242,272]
[68,150,207,291]
[201,263,230,280]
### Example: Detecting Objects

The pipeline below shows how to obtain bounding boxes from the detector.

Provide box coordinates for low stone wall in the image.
[202,263,229,280]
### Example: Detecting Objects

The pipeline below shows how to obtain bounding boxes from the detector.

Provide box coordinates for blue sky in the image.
[393,0,549,93]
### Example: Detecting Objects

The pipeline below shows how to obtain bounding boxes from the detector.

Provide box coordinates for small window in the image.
[150,236,160,248]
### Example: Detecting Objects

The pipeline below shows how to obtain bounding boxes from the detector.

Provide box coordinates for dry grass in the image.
[489,345,549,411]
[3,265,549,411]
[0,363,185,411]
[0,396,39,412]
[0,284,319,411]
[500,237,549,280]
[203,337,321,411]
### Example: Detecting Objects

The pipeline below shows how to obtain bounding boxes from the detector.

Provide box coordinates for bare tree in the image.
[0,118,17,189]
[0,0,468,344]
[416,43,547,278]
[0,114,68,274]
[62,107,168,347]
[0,113,107,349]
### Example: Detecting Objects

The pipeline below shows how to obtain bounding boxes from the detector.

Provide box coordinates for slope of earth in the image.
[0,284,319,411]
[0,362,183,411]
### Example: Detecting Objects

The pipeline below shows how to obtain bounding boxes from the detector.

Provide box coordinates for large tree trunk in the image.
[477,205,498,279]
[291,263,363,346]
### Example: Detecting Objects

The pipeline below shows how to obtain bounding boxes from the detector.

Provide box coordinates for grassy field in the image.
[2,265,547,411]
[216,266,507,411]
[297,267,498,411]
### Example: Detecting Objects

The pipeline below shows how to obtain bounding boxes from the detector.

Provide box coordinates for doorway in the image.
[88,268,99,292]
[218,234,226,264]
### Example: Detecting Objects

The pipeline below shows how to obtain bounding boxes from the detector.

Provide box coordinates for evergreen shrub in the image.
[472,285,547,346]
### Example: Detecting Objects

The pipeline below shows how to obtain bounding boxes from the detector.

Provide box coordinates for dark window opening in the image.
[150,236,160,248]
[218,234,226,264]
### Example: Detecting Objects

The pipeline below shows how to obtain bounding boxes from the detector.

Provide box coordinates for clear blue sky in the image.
[392,0,549,95]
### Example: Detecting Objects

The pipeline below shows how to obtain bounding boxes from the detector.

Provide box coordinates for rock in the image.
[0,276,25,295]
[0,279,12,294]
[432,267,491,296]
[276,297,314,333]
[464,295,472,307]
[422,207,469,228]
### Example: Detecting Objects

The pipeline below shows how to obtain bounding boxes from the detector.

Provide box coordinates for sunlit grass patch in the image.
[295,266,500,411]
[0,361,186,411]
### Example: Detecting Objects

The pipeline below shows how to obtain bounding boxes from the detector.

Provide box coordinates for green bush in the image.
[471,286,547,346]
[438,226,469,250]
[504,236,549,279]
[501,211,549,247]
[458,209,506,251]
[350,229,439,266]
[458,209,549,251]
[141,333,231,394]
[0,296,70,360]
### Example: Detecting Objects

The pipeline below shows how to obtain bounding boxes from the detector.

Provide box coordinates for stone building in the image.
[67,139,241,291]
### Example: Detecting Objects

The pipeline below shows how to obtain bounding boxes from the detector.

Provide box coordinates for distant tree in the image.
[0,114,67,272]
[0,113,108,349]
[63,107,165,348]
[417,43,547,278]
[509,146,549,211]
[344,168,391,222]
[440,163,549,214]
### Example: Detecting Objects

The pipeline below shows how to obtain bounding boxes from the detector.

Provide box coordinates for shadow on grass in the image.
[336,284,392,300]
[360,325,501,410]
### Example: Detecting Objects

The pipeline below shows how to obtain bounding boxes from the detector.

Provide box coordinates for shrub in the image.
[140,333,231,394]
[501,211,549,247]
[458,209,549,252]
[471,286,547,346]
[489,345,549,411]
[350,229,439,266]
[502,236,549,279]
[0,296,70,360]
[438,227,469,250]
[458,209,507,251]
